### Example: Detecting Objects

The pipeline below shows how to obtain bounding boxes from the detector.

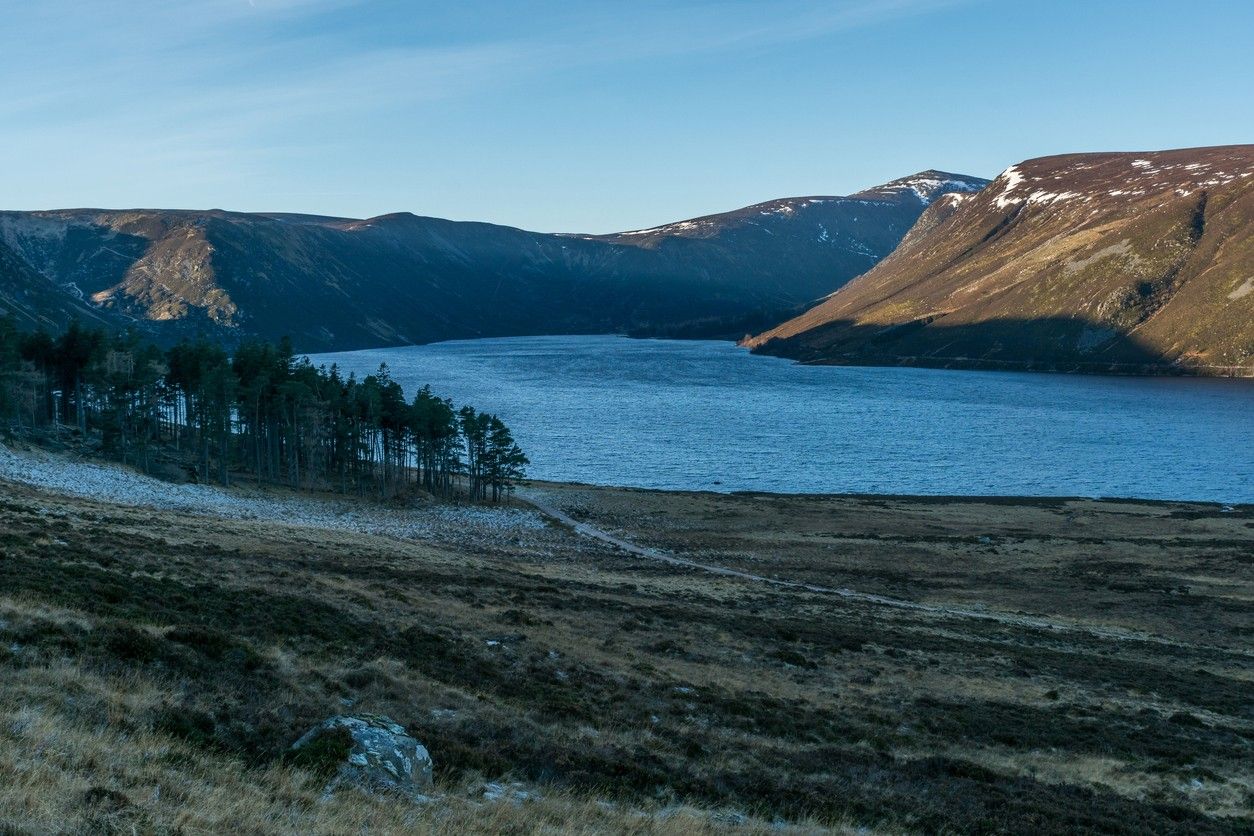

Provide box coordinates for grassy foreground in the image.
[0,471,1250,833]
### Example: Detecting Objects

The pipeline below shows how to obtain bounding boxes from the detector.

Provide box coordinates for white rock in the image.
[291,714,433,801]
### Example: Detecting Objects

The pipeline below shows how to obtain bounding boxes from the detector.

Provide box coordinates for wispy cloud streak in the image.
[0,0,980,214]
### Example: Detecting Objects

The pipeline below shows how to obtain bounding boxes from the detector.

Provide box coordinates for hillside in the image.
[0,172,987,352]
[745,146,1254,375]
[0,446,1250,832]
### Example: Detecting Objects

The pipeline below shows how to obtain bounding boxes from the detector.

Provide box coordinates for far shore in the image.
[311,332,1254,379]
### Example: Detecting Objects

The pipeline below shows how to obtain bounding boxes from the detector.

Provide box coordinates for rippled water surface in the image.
[309,336,1253,502]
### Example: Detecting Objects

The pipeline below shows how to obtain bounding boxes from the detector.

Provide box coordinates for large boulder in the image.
[290,714,433,800]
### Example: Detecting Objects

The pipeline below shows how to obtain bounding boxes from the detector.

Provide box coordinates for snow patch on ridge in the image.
[993,165,1026,209]
[618,220,705,237]
[879,176,986,205]
[1026,190,1086,205]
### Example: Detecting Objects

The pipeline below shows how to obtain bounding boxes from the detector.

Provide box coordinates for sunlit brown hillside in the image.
[748,145,1254,376]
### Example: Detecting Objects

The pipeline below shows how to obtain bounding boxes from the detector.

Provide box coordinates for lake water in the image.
[309,335,1253,503]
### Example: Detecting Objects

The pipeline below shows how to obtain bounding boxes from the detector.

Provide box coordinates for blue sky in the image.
[3,0,1251,232]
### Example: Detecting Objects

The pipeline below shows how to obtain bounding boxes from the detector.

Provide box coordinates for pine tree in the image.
[0,315,526,502]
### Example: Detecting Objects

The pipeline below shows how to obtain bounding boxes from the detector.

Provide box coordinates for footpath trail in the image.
[519,490,1249,656]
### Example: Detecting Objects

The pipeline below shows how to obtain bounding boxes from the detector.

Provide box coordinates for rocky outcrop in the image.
[290,714,433,801]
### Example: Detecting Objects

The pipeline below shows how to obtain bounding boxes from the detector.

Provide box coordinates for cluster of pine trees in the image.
[0,318,527,501]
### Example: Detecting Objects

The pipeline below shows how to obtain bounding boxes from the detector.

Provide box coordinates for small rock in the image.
[290,714,433,801]
[711,810,748,826]
[483,781,537,804]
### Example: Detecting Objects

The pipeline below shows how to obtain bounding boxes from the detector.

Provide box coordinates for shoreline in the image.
[524,479,1253,511]
[0,440,1248,514]
[752,344,1254,380]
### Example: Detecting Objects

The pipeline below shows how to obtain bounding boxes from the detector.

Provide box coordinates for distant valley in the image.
[0,172,986,352]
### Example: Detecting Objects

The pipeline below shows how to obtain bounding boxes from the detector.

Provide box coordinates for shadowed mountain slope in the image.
[0,171,987,351]
[746,146,1254,376]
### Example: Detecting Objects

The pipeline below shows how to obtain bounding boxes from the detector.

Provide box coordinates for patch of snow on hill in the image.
[1026,190,1086,205]
[1199,174,1241,187]
[619,220,704,237]
[906,177,985,203]
[756,197,842,217]
[875,176,985,205]
[993,166,1026,209]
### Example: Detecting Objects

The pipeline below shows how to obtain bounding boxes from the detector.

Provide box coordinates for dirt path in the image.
[520,491,1248,655]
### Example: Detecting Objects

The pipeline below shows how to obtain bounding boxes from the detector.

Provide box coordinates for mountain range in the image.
[0,171,987,352]
[4,145,1250,376]
[745,145,1254,375]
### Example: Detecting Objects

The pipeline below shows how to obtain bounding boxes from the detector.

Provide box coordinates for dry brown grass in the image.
[0,478,1250,833]
[0,661,834,835]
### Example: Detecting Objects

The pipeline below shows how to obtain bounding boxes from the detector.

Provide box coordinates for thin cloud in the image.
[0,0,981,214]
[553,0,980,61]
[3,0,976,128]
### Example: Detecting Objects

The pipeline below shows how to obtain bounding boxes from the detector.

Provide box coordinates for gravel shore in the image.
[0,443,545,547]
